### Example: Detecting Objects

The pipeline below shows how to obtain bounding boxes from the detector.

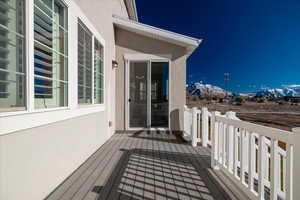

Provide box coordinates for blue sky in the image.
[136,0,300,92]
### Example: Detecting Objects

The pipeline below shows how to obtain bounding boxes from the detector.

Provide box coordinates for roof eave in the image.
[113,15,202,56]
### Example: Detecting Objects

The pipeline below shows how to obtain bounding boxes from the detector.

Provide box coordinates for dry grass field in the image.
[187,100,300,131]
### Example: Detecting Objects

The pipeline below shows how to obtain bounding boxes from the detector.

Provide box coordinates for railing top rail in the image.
[215,115,295,144]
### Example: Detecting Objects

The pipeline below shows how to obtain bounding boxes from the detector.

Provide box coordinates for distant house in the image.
[0,0,201,199]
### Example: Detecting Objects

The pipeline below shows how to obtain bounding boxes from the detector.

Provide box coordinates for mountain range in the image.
[256,87,300,98]
[188,83,229,97]
[188,83,300,98]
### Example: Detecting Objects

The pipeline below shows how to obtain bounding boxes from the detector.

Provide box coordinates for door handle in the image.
[128,98,131,102]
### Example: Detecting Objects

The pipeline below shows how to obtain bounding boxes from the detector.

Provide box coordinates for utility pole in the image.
[224,73,230,99]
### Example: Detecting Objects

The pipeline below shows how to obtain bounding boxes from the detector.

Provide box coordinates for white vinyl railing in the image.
[184,106,212,147]
[184,106,300,200]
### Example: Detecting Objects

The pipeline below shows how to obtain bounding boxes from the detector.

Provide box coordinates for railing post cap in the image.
[202,107,208,111]
[226,111,236,117]
[192,107,198,110]
[213,111,221,115]
[292,127,300,134]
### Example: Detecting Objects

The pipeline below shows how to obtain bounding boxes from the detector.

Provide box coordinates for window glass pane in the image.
[34,80,67,109]
[94,88,103,104]
[34,0,52,17]
[34,0,68,109]
[78,20,93,104]
[151,62,169,127]
[94,39,103,104]
[0,71,25,111]
[0,0,26,112]
[0,0,25,34]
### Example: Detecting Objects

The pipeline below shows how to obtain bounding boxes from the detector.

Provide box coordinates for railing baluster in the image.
[223,123,228,168]
[241,129,246,184]
[196,112,199,140]
[219,122,223,164]
[209,116,212,145]
[233,127,237,177]
[285,143,293,200]
[270,139,279,200]
[215,121,219,161]
[202,107,209,147]
[191,107,198,147]
[227,123,231,169]
[258,135,265,200]
[221,122,225,165]
[211,112,216,168]
[248,132,254,191]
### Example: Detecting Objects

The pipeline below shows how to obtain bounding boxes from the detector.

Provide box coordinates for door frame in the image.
[124,54,171,131]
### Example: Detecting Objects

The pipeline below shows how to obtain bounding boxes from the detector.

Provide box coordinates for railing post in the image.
[289,128,300,200]
[226,111,236,172]
[202,107,209,147]
[211,111,220,169]
[191,107,198,147]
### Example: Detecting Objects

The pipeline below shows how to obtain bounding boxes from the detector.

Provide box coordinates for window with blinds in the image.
[94,39,103,104]
[0,0,26,112]
[78,20,93,104]
[34,0,68,109]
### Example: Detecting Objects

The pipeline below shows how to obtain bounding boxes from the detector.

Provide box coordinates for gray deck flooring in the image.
[46,131,235,200]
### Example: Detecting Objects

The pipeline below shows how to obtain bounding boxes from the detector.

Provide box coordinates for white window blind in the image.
[78,20,93,104]
[94,38,103,104]
[0,0,26,112]
[34,0,68,109]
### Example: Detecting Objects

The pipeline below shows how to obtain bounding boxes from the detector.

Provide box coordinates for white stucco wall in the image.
[0,0,129,199]
[73,0,131,135]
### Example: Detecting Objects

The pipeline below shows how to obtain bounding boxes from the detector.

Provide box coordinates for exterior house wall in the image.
[73,0,130,135]
[0,1,129,200]
[115,28,187,131]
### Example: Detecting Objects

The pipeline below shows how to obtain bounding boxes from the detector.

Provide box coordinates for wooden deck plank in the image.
[112,133,140,200]
[59,135,126,200]
[72,134,129,200]
[171,140,204,200]
[45,135,119,200]
[81,134,131,200]
[185,144,234,200]
[46,131,238,200]
[99,132,137,200]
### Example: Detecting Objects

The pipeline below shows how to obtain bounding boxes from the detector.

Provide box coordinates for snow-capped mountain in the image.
[188,83,229,97]
[187,83,300,98]
[256,87,300,98]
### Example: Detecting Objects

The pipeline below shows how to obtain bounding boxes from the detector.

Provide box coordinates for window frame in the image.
[77,18,105,107]
[33,0,69,110]
[77,19,93,105]
[0,0,106,131]
[0,0,27,112]
[93,37,104,105]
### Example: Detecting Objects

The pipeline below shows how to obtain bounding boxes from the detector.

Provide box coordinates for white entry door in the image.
[126,60,169,129]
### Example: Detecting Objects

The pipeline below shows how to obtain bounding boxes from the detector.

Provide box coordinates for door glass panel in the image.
[129,62,148,128]
[151,62,169,127]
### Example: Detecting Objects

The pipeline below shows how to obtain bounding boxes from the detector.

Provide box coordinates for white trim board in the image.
[124,0,138,21]
[124,54,172,61]
[0,105,105,136]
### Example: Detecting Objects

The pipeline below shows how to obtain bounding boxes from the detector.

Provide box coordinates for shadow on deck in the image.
[46,131,237,200]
